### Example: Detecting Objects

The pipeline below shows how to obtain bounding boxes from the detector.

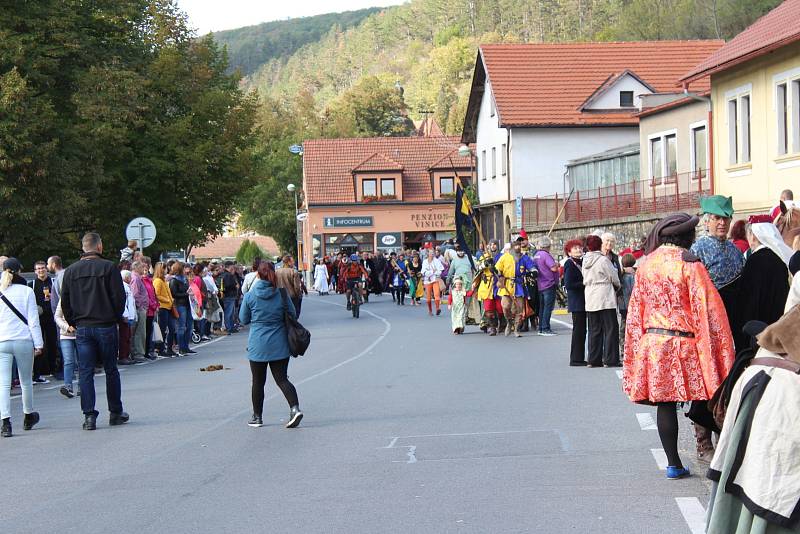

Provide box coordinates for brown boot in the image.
[694,423,715,462]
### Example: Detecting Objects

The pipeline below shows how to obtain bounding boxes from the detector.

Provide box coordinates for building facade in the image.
[681,0,800,214]
[301,136,473,262]
[461,41,724,241]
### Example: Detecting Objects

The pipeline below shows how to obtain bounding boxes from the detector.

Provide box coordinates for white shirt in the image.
[0,283,44,348]
[421,258,444,284]
[123,282,137,322]
[241,271,258,295]
[203,274,218,295]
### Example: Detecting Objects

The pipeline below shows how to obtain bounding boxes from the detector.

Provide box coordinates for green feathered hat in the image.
[699,195,734,218]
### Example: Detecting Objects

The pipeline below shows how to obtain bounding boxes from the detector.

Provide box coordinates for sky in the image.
[177,0,407,35]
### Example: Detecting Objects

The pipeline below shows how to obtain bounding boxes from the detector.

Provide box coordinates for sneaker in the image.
[666,466,691,479]
[539,331,557,337]
[109,411,130,426]
[1,418,11,437]
[60,385,75,398]
[286,406,303,429]
[200,336,211,342]
[248,414,263,428]
[489,327,497,336]
[32,376,49,384]
[436,309,441,316]
[144,353,157,361]
[186,349,198,354]
[23,412,39,431]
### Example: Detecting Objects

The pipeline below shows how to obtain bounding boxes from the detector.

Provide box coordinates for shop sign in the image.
[323,216,373,228]
[377,232,401,247]
[409,211,453,229]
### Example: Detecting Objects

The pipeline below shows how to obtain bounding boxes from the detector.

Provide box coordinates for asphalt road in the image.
[1,294,709,533]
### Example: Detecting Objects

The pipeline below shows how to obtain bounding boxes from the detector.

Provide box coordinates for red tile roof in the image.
[351,152,404,172]
[303,136,471,204]
[682,0,800,83]
[479,41,723,127]
[192,234,279,260]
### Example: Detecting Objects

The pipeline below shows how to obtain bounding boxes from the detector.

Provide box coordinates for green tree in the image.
[235,239,266,264]
[329,75,415,138]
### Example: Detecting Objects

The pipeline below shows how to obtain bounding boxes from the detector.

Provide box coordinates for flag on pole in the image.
[455,179,475,269]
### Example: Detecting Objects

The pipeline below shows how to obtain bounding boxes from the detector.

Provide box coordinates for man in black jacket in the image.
[61,232,129,430]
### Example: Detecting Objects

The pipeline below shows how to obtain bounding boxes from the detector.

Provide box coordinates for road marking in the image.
[675,497,706,534]
[650,448,668,470]
[390,429,546,440]
[383,437,399,449]
[616,370,624,379]
[636,413,657,430]
[551,318,573,330]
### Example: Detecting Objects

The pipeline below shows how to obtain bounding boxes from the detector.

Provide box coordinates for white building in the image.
[461,41,724,242]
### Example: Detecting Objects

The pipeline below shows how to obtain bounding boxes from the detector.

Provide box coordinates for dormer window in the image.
[362,179,377,197]
[620,91,634,107]
[380,179,395,197]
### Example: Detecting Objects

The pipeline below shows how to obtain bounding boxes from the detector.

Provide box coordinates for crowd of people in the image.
[0,234,306,435]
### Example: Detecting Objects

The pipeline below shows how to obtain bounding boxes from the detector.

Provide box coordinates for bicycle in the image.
[349,279,363,318]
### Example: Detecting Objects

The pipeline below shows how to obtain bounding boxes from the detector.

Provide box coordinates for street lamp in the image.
[287,183,301,275]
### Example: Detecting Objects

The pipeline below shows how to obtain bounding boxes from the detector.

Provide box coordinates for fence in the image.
[521,170,710,228]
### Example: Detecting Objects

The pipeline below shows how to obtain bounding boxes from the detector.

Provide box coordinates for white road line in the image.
[636,413,657,430]
[392,429,547,440]
[650,448,668,470]
[551,318,574,330]
[675,497,707,534]
[616,369,624,379]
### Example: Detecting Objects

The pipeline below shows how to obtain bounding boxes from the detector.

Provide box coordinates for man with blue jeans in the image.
[533,237,559,336]
[220,261,239,334]
[61,232,129,430]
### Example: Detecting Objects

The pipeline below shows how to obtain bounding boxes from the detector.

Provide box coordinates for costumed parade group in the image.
[312,190,800,533]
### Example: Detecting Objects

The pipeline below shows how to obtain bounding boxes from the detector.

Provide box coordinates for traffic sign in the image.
[126,217,157,249]
[296,212,308,221]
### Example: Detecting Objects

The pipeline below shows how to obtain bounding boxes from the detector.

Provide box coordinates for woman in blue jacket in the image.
[563,239,588,366]
[239,262,302,429]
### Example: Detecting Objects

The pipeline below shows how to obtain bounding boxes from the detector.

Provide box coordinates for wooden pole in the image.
[546,188,575,238]
[448,155,487,251]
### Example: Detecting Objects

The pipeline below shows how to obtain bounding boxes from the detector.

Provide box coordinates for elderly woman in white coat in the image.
[582,235,621,367]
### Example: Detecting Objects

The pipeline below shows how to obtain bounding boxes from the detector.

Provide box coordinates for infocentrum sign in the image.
[323,216,373,228]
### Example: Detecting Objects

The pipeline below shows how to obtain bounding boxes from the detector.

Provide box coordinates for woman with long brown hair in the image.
[239,261,302,429]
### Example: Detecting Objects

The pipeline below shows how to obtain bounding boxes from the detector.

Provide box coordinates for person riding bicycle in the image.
[343,254,369,310]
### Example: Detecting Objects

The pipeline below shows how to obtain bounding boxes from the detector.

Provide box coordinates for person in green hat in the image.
[690,195,744,290]
[688,195,743,463]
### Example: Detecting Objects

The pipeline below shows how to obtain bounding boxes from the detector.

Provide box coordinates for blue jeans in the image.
[538,286,556,333]
[176,305,192,351]
[158,308,177,351]
[223,298,236,333]
[76,325,123,416]
[60,338,77,389]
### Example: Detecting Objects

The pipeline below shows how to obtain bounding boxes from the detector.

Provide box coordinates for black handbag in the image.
[278,288,310,357]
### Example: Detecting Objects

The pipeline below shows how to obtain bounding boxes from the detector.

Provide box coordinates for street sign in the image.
[125,217,157,249]
[323,216,373,228]
[515,196,523,227]
[289,144,303,155]
[296,212,308,221]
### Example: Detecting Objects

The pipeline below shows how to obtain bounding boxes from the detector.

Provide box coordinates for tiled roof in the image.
[479,41,723,127]
[351,152,404,172]
[303,136,470,204]
[192,234,279,260]
[682,0,800,83]
[413,117,445,137]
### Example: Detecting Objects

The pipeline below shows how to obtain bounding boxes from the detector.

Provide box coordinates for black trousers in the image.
[35,319,60,376]
[250,358,298,416]
[291,296,302,318]
[570,311,587,364]
[587,309,620,366]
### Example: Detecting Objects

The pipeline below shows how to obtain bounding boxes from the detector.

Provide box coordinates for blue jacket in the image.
[562,257,585,313]
[239,280,296,362]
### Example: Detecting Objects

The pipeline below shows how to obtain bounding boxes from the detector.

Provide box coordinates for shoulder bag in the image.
[278,287,311,357]
[0,291,28,325]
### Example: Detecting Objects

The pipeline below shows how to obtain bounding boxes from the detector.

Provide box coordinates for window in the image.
[481,150,486,180]
[741,95,751,163]
[440,177,454,196]
[777,82,788,155]
[501,143,507,175]
[650,137,663,183]
[666,134,677,177]
[491,147,496,178]
[619,91,634,107]
[728,99,738,165]
[380,178,395,197]
[794,80,800,153]
[691,124,707,173]
[362,179,376,197]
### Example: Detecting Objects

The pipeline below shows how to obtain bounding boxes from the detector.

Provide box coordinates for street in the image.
[2,294,708,533]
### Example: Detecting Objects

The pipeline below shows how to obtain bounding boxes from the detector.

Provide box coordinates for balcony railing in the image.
[521,170,710,228]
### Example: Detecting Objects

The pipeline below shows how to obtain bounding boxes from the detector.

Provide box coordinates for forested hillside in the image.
[241,0,779,135]
[212,8,380,76]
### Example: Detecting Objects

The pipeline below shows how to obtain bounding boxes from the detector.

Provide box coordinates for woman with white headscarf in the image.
[731,215,791,350]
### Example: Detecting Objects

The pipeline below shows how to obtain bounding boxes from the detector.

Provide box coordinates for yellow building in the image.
[681,0,800,215]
